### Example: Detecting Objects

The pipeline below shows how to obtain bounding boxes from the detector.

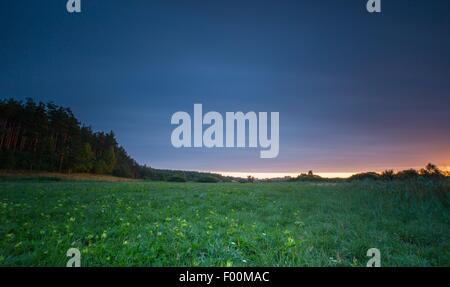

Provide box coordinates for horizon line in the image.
[208,165,450,179]
[210,171,357,179]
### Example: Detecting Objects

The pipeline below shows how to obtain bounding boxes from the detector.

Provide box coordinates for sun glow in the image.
[213,164,450,179]
[213,171,357,179]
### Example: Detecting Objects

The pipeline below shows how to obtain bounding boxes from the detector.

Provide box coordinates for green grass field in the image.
[0,180,448,266]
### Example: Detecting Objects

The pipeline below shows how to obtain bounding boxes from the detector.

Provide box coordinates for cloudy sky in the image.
[1,0,449,176]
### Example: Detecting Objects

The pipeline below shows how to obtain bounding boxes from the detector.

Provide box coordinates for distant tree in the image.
[395,169,419,180]
[167,175,187,182]
[102,146,117,174]
[295,171,323,182]
[348,172,380,181]
[196,176,219,183]
[380,169,394,180]
[247,175,255,183]
[113,147,137,178]
[420,163,444,178]
[74,143,95,172]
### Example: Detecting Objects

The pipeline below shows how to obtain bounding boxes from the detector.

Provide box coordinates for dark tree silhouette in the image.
[0,98,229,182]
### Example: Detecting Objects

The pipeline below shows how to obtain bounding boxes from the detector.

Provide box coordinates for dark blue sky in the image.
[1,0,449,174]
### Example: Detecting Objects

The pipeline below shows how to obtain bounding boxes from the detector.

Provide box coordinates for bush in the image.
[167,175,187,182]
[196,176,219,183]
[396,169,419,180]
[348,172,380,181]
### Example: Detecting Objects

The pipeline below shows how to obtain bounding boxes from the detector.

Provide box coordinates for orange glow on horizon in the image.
[212,171,357,179]
[211,164,450,179]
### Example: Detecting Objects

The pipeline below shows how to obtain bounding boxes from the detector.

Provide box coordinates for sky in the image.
[1,0,449,176]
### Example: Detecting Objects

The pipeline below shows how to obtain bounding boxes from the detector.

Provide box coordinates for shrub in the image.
[196,176,219,183]
[349,172,380,181]
[167,175,187,182]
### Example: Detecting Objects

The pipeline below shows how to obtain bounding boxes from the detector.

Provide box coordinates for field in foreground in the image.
[0,180,448,266]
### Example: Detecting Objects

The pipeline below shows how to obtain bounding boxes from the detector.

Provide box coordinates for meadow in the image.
[0,180,448,267]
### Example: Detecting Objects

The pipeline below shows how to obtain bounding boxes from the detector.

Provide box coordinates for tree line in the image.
[279,164,448,183]
[347,163,449,181]
[2,98,447,183]
[0,98,137,177]
[0,98,229,182]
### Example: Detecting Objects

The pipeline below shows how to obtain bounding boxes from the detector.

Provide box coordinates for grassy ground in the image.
[0,180,448,266]
[0,170,135,182]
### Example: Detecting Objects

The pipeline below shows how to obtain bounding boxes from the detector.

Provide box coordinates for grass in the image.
[0,170,135,182]
[0,180,448,266]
